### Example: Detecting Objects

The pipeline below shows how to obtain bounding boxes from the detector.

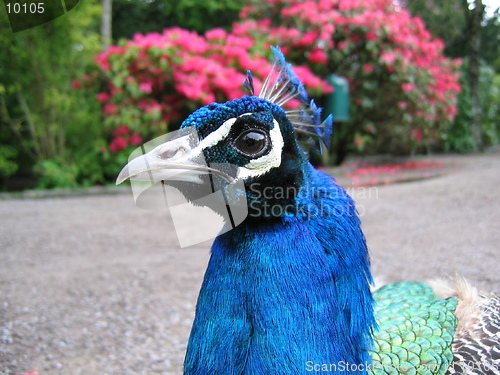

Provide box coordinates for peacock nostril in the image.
[160,147,185,159]
[156,135,193,160]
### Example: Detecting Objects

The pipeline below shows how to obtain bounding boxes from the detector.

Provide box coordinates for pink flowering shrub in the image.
[94,0,461,162]
[94,26,329,154]
[240,0,461,160]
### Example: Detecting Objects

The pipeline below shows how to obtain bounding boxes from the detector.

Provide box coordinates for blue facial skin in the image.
[177,95,375,374]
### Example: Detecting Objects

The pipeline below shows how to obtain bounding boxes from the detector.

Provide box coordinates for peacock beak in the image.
[116,134,235,185]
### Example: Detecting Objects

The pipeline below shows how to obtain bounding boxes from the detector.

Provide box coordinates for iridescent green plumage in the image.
[370,282,458,375]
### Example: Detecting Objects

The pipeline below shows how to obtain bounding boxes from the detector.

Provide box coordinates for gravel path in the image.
[1,150,499,375]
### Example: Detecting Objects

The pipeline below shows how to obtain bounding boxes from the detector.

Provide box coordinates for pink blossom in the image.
[94,53,111,71]
[107,45,124,55]
[205,28,227,41]
[103,104,118,115]
[139,81,153,94]
[286,99,302,109]
[363,64,373,73]
[202,93,216,106]
[293,66,329,91]
[240,5,253,18]
[285,27,301,40]
[71,80,81,89]
[402,83,416,92]
[96,92,110,102]
[381,52,396,64]
[176,82,203,102]
[411,128,423,142]
[145,101,162,113]
[397,101,408,110]
[446,105,457,119]
[298,31,318,47]
[308,48,328,64]
[318,0,332,12]
[92,0,461,156]
[113,125,130,136]
[354,136,363,149]
[366,31,377,41]
[129,133,143,146]
[109,84,122,96]
[337,41,349,51]
[109,136,128,153]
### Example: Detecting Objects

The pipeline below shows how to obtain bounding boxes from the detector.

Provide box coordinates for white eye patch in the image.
[188,114,284,181]
[195,117,238,153]
[236,119,284,180]
[192,113,253,155]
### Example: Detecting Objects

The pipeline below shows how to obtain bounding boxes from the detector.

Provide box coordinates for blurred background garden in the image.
[0,0,499,191]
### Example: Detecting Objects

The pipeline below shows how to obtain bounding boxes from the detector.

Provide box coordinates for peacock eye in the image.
[233,129,270,158]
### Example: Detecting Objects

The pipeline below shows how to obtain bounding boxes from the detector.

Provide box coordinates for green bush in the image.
[34,159,79,189]
[0,145,18,177]
[481,69,500,147]
[0,0,104,190]
[445,61,500,152]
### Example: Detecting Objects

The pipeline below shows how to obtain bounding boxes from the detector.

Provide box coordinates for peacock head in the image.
[116,47,332,219]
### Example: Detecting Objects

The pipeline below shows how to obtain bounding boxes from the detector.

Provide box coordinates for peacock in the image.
[116,47,500,374]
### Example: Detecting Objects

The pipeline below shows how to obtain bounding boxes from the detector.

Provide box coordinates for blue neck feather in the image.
[184,163,375,374]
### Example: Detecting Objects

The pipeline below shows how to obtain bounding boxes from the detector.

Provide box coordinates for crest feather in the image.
[243,46,333,153]
[243,70,255,96]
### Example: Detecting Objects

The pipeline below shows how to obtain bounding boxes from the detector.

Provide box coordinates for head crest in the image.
[243,46,333,152]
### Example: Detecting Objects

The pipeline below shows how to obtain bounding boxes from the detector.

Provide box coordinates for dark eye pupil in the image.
[234,131,268,156]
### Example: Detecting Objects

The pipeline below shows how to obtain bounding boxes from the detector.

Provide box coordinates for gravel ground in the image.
[1,150,499,375]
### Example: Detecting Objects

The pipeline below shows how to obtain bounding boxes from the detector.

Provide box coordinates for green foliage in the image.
[0,0,105,190]
[480,8,500,70]
[491,74,500,137]
[112,0,245,39]
[0,145,18,177]
[445,70,475,153]
[403,0,467,59]
[405,1,499,154]
[479,66,500,146]
[404,1,500,69]
[445,61,500,152]
[34,158,79,189]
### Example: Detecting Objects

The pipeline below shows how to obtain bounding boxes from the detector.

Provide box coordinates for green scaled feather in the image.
[369,282,458,375]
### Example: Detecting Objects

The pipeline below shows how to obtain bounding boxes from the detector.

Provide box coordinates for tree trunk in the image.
[463,0,485,151]
[101,0,112,50]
